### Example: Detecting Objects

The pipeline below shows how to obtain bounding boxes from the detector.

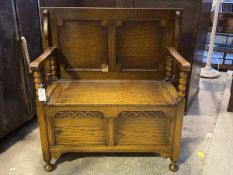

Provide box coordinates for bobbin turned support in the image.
[33,71,42,99]
[166,47,191,101]
[165,56,173,80]
[50,56,58,79]
[177,71,188,101]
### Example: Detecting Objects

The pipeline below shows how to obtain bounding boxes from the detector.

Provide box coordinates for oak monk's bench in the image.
[30,8,191,172]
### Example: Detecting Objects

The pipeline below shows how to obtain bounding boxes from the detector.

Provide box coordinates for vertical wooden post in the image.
[107,118,116,146]
[165,56,173,80]
[108,22,117,71]
[174,11,180,49]
[50,56,58,79]
[42,9,49,50]
[178,71,188,101]
[169,99,185,172]
[33,70,54,171]
[33,71,42,99]
[36,101,54,172]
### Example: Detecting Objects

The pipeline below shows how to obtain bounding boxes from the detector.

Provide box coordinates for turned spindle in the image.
[165,56,173,80]
[50,57,58,79]
[177,71,187,101]
[33,71,42,99]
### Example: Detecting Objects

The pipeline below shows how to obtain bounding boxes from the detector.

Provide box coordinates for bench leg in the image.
[169,100,185,172]
[44,160,54,172]
[169,161,178,172]
[36,101,55,172]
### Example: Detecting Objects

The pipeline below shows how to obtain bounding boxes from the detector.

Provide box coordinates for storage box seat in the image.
[47,81,178,106]
[30,8,191,172]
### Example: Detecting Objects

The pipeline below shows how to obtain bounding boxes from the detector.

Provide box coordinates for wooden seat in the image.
[30,8,191,172]
[48,81,178,106]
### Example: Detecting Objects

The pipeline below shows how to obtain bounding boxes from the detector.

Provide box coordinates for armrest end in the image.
[167,47,191,72]
[30,46,57,71]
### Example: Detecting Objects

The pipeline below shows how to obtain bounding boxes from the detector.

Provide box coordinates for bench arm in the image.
[167,47,191,72]
[30,47,59,100]
[166,47,191,101]
[30,46,57,71]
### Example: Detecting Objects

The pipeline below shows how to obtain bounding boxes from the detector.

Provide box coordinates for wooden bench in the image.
[30,8,190,172]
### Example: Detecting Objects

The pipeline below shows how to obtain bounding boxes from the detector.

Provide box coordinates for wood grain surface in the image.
[30,8,190,172]
[47,80,178,106]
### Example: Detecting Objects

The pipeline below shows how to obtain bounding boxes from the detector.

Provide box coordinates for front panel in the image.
[46,107,176,150]
[53,111,106,145]
[116,111,172,145]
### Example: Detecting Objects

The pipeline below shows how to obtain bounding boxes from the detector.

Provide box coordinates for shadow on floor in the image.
[187,75,227,116]
[0,118,38,153]
[179,137,201,164]
[54,152,160,167]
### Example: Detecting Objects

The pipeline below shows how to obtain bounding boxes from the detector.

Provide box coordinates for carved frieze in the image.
[118,111,166,119]
[55,111,104,119]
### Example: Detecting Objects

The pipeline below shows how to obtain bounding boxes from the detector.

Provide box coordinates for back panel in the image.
[117,20,163,71]
[41,8,180,80]
[59,20,107,70]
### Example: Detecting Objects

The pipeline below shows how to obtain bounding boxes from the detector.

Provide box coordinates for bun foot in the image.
[44,162,54,172]
[169,162,178,172]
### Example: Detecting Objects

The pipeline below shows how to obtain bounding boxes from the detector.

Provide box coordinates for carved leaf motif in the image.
[118,111,166,119]
[55,111,104,119]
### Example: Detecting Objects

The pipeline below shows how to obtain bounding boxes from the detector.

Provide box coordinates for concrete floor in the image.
[0,72,232,175]
[202,72,233,175]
